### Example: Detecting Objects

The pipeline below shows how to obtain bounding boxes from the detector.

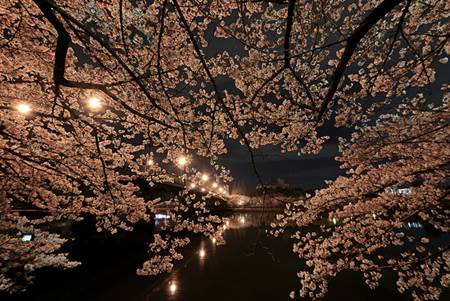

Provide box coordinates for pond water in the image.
[3,211,449,301]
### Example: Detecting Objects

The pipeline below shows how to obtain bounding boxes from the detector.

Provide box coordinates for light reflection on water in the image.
[151,211,282,300]
[327,218,423,229]
[165,272,179,301]
[145,210,450,301]
[6,211,448,301]
[168,281,177,295]
[199,248,206,259]
[155,209,425,236]
[153,211,278,232]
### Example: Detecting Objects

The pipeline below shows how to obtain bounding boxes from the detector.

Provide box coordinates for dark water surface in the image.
[3,211,449,301]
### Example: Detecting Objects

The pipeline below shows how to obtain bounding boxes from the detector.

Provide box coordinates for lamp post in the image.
[177,156,187,168]
[87,96,102,111]
[16,103,31,115]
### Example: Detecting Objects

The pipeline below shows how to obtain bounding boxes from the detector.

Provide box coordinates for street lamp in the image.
[87,96,102,110]
[16,103,31,115]
[177,155,188,168]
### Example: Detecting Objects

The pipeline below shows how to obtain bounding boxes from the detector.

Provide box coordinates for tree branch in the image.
[172,0,265,187]
[37,0,171,116]
[317,0,403,121]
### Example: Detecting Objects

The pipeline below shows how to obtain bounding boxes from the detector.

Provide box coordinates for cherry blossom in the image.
[1,0,448,297]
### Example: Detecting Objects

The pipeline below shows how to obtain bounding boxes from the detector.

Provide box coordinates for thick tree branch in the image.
[36,0,171,117]
[284,0,315,109]
[34,0,70,95]
[317,0,403,121]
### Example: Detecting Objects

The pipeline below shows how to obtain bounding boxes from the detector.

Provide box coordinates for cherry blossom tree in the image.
[0,0,448,298]
[275,91,449,300]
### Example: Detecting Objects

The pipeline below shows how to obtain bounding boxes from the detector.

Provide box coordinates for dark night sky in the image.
[216,109,355,192]
[220,140,344,192]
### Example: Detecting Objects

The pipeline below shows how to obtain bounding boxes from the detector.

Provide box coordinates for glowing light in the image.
[177,156,188,167]
[17,103,31,115]
[332,218,337,225]
[201,187,206,192]
[155,213,170,220]
[87,96,102,110]
[389,187,412,196]
[226,220,230,226]
[147,159,154,166]
[199,248,206,258]
[372,213,376,219]
[201,173,209,181]
[21,234,33,241]
[190,183,196,189]
[169,282,177,294]
[212,182,218,188]
[240,217,246,224]
[212,237,216,244]
[218,187,224,193]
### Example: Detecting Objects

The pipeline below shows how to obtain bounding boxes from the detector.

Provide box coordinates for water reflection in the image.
[8,211,448,301]
[326,217,424,230]
[155,210,425,235]
[168,282,177,295]
[165,272,180,301]
[143,211,449,301]
[145,211,303,301]
[221,211,279,229]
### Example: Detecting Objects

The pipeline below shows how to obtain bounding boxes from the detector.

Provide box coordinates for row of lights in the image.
[16,98,228,194]
[168,240,215,295]
[15,96,103,116]
[149,156,227,195]
[189,175,227,195]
